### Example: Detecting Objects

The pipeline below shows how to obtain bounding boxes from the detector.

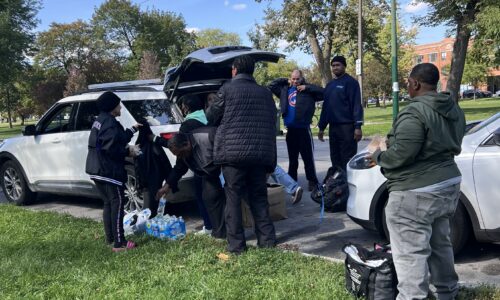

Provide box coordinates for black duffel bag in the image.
[343,243,398,300]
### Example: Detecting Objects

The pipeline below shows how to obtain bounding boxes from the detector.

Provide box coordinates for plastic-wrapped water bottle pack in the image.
[144,198,186,240]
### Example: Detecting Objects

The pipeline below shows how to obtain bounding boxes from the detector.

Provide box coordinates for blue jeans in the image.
[270,165,299,195]
[385,184,460,300]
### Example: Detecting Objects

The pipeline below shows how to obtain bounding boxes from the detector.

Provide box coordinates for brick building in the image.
[414,38,500,93]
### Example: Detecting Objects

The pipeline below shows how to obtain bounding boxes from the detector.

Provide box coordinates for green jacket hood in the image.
[411,92,459,121]
[185,110,208,125]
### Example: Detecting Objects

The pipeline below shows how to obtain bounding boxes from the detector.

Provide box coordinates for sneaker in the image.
[308,181,317,192]
[195,226,212,236]
[292,186,303,205]
[112,241,136,252]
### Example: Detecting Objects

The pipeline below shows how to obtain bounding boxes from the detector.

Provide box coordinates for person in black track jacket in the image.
[86,91,141,252]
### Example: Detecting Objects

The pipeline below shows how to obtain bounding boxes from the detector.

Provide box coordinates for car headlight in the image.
[348,151,375,170]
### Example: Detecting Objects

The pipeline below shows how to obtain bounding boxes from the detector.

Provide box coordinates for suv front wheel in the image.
[0,161,37,205]
[124,165,144,212]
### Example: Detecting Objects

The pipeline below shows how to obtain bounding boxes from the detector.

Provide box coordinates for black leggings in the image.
[95,180,127,248]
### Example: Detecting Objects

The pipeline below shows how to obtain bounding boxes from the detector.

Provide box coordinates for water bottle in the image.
[158,198,167,216]
[145,219,153,235]
[152,218,159,238]
[178,217,186,238]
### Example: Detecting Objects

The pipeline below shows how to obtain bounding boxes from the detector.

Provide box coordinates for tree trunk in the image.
[7,88,13,129]
[447,0,478,102]
[20,116,25,126]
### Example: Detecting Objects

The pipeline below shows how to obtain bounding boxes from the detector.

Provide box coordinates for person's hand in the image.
[132,123,143,131]
[365,152,377,168]
[318,130,325,142]
[128,144,141,157]
[297,85,306,92]
[354,128,362,142]
[156,184,170,201]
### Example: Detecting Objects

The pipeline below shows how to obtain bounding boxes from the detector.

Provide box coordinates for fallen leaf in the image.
[217,253,230,261]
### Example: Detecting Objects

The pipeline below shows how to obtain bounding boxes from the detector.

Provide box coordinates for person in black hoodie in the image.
[86,91,141,252]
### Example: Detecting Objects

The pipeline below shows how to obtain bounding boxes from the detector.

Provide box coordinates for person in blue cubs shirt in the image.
[318,55,363,171]
[86,91,141,252]
[269,70,323,193]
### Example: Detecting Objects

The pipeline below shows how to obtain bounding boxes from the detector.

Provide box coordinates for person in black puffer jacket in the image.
[86,91,141,252]
[206,55,277,254]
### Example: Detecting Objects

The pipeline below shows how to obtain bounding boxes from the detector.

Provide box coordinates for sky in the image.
[35,0,450,66]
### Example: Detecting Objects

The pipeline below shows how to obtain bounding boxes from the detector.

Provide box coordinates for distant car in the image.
[493,90,500,98]
[346,113,500,254]
[462,89,483,99]
[367,97,377,104]
[482,91,493,98]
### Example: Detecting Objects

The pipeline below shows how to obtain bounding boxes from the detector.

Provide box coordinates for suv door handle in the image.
[51,138,61,144]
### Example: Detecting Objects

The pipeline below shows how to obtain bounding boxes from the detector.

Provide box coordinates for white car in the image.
[0,46,284,210]
[346,113,500,254]
[0,80,197,210]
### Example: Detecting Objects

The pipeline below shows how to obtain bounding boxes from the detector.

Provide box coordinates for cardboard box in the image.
[242,183,288,228]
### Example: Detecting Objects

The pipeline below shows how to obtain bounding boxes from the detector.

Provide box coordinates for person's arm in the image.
[305,84,324,101]
[317,90,329,142]
[206,85,225,126]
[268,78,288,97]
[349,79,363,130]
[164,157,189,193]
[152,135,169,148]
[99,126,129,159]
[372,111,425,170]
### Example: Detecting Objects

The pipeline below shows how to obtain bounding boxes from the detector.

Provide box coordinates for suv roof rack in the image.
[87,78,162,91]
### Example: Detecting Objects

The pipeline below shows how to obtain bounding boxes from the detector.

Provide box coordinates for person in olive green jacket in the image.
[368,63,466,300]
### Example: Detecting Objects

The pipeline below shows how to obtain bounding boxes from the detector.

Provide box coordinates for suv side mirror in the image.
[22,125,37,136]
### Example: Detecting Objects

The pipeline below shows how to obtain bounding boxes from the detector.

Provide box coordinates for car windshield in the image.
[466,113,500,135]
[123,99,182,125]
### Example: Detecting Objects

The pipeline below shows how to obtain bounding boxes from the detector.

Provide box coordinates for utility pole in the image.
[391,0,399,121]
[357,0,363,106]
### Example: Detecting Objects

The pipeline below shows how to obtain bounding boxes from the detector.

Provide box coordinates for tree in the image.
[462,56,488,91]
[255,0,388,86]
[31,68,66,114]
[253,58,299,86]
[0,0,39,127]
[416,0,495,102]
[138,51,160,79]
[195,28,241,48]
[92,0,141,58]
[35,20,94,74]
[136,9,195,70]
[64,66,87,97]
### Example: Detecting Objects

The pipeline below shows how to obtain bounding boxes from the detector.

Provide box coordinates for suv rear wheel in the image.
[124,165,144,212]
[0,161,37,205]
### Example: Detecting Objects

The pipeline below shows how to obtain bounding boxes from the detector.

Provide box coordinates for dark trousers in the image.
[202,175,226,239]
[222,165,276,253]
[94,180,127,248]
[286,127,318,183]
[143,176,164,218]
[194,175,213,230]
[328,123,357,171]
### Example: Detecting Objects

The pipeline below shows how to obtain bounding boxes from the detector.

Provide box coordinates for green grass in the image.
[0,205,353,299]
[1,203,499,299]
[0,121,35,140]
[306,97,500,138]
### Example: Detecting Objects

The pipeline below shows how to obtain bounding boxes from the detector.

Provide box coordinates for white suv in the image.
[0,80,194,210]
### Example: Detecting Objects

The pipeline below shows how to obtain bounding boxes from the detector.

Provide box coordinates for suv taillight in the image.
[160,132,176,140]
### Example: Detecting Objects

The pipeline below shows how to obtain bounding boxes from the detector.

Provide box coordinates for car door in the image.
[66,100,100,196]
[472,125,500,232]
[24,103,76,190]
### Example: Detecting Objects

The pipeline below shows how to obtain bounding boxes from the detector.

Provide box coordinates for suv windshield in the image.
[123,99,182,125]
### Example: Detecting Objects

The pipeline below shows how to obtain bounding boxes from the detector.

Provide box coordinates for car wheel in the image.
[381,199,470,255]
[450,202,470,255]
[123,165,144,212]
[0,161,37,205]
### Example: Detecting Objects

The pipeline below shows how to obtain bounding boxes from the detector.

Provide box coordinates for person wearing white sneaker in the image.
[269,165,303,204]
[195,226,212,236]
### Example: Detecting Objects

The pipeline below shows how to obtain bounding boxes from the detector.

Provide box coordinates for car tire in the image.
[381,200,470,255]
[0,160,37,205]
[124,165,144,212]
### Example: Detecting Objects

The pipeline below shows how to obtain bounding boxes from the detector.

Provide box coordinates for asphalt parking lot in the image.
[1,138,498,287]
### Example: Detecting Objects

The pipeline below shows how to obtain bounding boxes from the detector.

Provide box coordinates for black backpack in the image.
[310,166,349,212]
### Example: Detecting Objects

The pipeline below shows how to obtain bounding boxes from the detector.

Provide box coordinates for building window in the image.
[429,53,437,63]
[416,55,424,64]
[441,52,447,60]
